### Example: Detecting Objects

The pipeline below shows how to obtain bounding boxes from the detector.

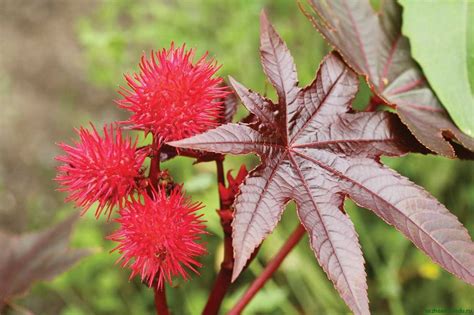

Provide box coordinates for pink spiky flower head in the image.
[55,124,147,218]
[117,43,230,141]
[109,186,207,288]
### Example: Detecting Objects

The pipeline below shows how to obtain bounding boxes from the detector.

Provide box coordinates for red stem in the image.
[203,156,234,315]
[154,285,170,315]
[228,224,306,315]
[203,230,234,315]
[148,137,169,315]
[148,138,161,188]
[215,156,225,209]
[365,94,386,112]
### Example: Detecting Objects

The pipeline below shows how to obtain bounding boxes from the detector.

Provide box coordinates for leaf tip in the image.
[231,260,245,283]
[259,9,276,38]
[228,75,237,88]
[259,9,269,26]
[167,138,188,149]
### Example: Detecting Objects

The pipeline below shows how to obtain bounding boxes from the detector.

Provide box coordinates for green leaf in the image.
[468,2,474,91]
[400,0,474,136]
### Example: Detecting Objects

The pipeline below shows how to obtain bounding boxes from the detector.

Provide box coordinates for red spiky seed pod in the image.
[109,186,207,288]
[117,43,230,141]
[55,124,147,218]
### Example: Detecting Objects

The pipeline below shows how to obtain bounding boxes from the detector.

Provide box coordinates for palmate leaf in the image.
[170,12,474,314]
[0,214,91,309]
[302,0,474,158]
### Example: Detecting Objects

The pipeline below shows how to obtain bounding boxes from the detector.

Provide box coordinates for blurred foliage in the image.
[12,0,473,314]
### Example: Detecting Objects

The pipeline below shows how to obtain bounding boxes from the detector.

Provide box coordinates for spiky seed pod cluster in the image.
[55,43,228,286]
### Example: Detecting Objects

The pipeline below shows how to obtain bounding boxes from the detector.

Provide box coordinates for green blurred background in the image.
[0,0,472,314]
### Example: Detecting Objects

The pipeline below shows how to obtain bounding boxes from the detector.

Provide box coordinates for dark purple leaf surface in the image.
[219,83,239,124]
[0,214,91,308]
[171,11,474,314]
[302,0,474,158]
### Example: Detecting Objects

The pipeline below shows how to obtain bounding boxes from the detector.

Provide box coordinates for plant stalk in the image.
[203,157,234,315]
[203,225,234,315]
[215,156,226,208]
[148,138,161,188]
[154,285,170,315]
[149,137,170,315]
[228,224,306,315]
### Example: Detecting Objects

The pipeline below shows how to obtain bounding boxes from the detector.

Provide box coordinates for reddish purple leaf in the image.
[170,12,474,314]
[0,214,91,308]
[219,83,239,124]
[302,0,474,158]
[259,12,299,108]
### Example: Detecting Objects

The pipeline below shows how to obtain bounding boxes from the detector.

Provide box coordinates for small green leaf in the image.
[400,0,474,136]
